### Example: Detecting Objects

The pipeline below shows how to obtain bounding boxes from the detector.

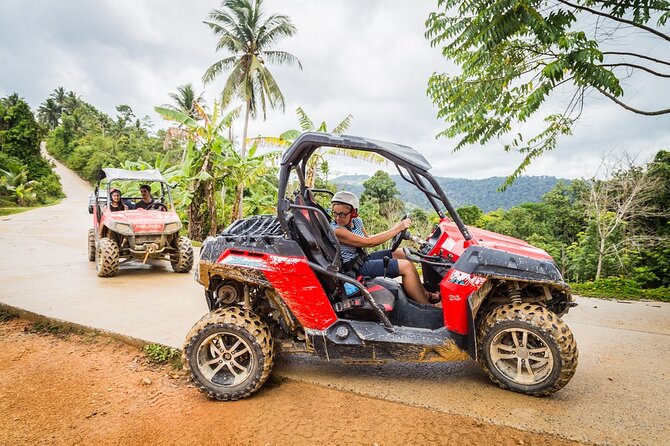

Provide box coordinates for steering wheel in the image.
[390,213,411,252]
[148,202,167,212]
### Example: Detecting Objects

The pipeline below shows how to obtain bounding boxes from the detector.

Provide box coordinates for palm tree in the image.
[166,83,206,120]
[63,91,80,114]
[50,87,67,114]
[1,93,22,108]
[37,98,60,129]
[203,0,301,219]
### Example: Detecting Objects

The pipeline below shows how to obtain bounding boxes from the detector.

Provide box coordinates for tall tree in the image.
[50,87,67,116]
[361,170,403,218]
[426,0,670,186]
[203,0,302,219]
[586,154,667,279]
[37,98,60,129]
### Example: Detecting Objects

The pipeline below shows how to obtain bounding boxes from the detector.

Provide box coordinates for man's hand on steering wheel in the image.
[148,202,167,212]
[390,213,412,252]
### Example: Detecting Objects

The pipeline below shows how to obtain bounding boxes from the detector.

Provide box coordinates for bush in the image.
[143,343,182,369]
[570,278,670,302]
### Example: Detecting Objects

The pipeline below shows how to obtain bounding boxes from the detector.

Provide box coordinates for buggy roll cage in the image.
[96,168,174,210]
[276,132,472,242]
[275,133,472,332]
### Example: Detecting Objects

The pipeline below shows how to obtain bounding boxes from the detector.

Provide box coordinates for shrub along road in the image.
[0,155,668,445]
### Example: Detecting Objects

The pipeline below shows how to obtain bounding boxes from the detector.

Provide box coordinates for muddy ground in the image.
[0,316,586,446]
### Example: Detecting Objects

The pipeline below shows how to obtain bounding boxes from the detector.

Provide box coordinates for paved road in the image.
[1,155,668,446]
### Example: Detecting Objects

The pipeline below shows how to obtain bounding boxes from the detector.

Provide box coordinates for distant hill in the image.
[333,174,567,212]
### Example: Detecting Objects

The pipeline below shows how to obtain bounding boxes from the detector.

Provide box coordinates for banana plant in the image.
[154,102,240,240]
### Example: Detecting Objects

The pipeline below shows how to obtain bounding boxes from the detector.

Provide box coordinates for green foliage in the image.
[45,92,167,184]
[456,205,483,225]
[0,308,18,323]
[27,320,81,337]
[356,171,407,247]
[0,94,64,205]
[143,343,182,368]
[361,170,403,218]
[426,0,670,185]
[570,278,669,302]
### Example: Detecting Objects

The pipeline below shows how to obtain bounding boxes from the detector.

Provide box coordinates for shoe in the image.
[426,291,441,304]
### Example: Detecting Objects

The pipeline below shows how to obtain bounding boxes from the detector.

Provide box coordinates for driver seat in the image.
[290,194,341,299]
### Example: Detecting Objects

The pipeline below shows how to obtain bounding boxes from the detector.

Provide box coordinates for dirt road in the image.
[0,154,668,445]
[0,316,587,446]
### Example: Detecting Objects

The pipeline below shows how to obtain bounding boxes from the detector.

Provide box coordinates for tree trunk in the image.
[305,158,317,188]
[187,180,205,241]
[241,99,251,158]
[205,179,217,237]
[230,182,245,222]
[233,99,252,221]
[560,244,567,278]
[596,238,606,280]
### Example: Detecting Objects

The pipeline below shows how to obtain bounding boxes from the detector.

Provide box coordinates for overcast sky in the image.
[1,0,668,180]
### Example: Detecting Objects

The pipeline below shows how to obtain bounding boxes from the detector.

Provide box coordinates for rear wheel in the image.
[478,302,578,396]
[183,307,274,401]
[87,229,95,261]
[171,236,193,273]
[96,237,119,277]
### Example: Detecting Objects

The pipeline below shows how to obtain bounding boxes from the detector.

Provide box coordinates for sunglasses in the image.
[331,210,351,218]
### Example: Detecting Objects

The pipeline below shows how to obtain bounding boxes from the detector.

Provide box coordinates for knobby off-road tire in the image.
[478,302,578,396]
[183,307,274,401]
[87,229,96,262]
[96,237,119,277]
[171,236,193,273]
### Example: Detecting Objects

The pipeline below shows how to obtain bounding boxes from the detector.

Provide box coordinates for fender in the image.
[441,245,570,359]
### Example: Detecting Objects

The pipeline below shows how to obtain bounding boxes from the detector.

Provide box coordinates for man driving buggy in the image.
[135,184,155,210]
[329,191,440,305]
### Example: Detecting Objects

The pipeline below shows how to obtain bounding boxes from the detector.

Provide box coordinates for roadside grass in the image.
[0,307,19,322]
[143,343,183,369]
[570,278,670,303]
[0,207,29,216]
[0,199,64,216]
[26,320,85,338]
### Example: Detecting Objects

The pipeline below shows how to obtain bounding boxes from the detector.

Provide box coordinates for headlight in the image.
[164,222,181,233]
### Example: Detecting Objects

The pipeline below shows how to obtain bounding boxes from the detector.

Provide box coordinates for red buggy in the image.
[184,133,577,400]
[88,168,193,277]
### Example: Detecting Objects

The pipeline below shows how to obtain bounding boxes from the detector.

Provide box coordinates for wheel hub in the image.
[196,331,254,388]
[516,347,529,360]
[489,327,554,386]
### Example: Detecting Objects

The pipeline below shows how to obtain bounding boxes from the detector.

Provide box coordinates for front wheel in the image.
[478,302,578,396]
[171,236,193,273]
[183,307,274,401]
[96,237,119,277]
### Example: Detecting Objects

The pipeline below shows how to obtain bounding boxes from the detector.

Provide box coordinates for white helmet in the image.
[331,190,359,209]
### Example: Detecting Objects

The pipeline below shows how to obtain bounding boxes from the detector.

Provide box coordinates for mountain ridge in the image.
[332,174,568,212]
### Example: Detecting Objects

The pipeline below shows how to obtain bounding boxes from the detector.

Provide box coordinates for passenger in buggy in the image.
[108,189,127,212]
[329,190,441,305]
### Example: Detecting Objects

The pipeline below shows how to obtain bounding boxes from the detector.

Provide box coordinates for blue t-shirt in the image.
[330,217,365,263]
